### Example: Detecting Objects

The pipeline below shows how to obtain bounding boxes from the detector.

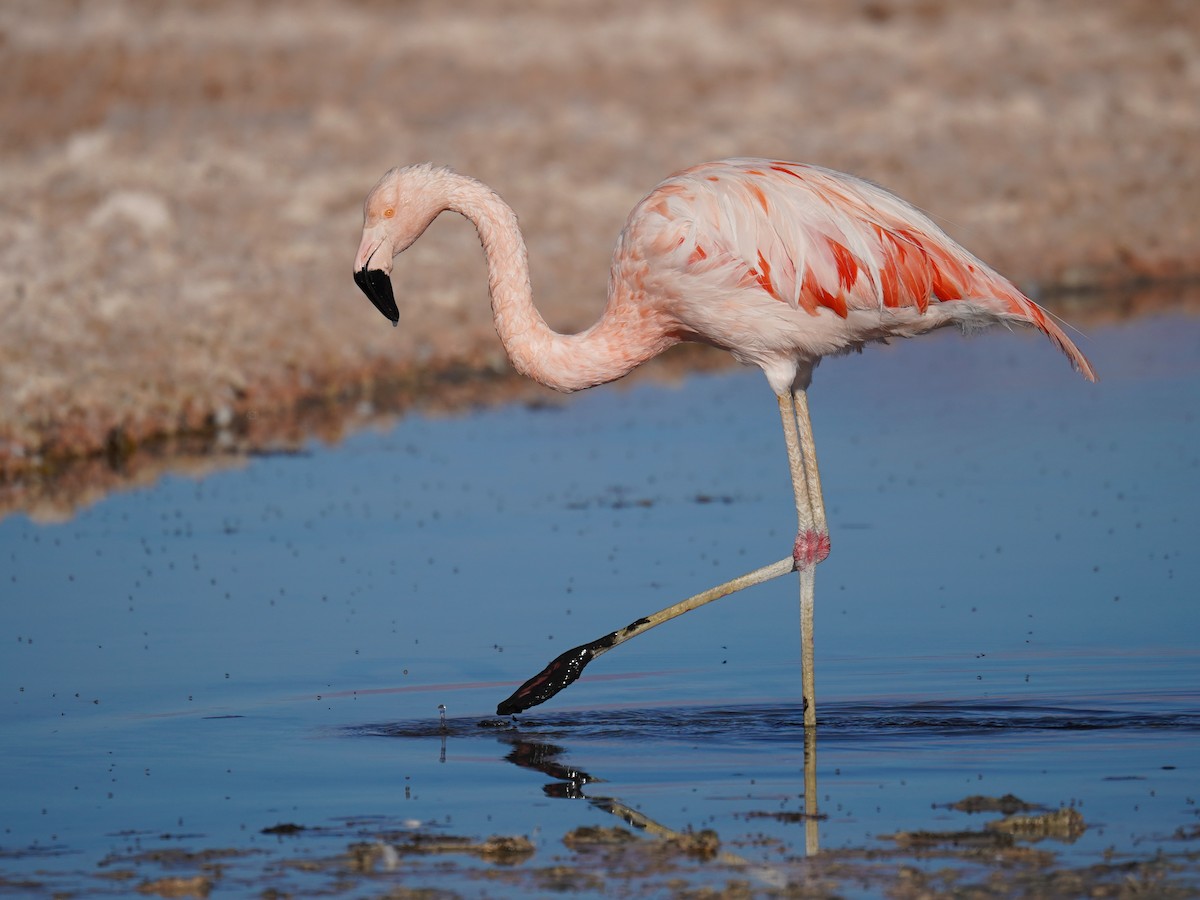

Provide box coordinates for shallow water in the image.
[3,314,1199,895]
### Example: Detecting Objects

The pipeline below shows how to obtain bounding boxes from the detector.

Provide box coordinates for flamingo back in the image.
[624,159,1096,383]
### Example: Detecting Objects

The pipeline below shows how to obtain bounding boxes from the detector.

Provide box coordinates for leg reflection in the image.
[804,725,820,856]
[499,731,823,886]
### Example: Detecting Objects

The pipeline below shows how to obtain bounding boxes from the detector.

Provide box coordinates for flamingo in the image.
[353,158,1096,725]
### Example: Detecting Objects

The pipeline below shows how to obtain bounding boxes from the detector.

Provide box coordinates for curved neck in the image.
[444,174,679,393]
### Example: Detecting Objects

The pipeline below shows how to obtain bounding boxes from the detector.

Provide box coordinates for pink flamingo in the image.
[354,158,1096,725]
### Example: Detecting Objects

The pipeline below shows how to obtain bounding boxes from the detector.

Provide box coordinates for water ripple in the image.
[349,697,1200,743]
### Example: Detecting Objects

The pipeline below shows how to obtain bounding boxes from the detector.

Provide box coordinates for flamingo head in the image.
[353,164,451,325]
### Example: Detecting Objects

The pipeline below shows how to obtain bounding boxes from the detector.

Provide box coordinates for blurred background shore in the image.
[2,0,1198,517]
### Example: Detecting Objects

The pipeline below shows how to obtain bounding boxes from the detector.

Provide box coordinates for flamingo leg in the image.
[799,566,817,728]
[778,391,830,568]
[496,556,795,715]
[497,395,832,720]
[793,389,829,540]
[778,390,828,728]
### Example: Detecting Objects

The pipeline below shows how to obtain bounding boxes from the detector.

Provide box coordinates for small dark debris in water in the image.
[374,833,535,864]
[566,487,655,510]
[887,828,1015,850]
[1102,775,1147,781]
[693,493,735,504]
[101,847,251,866]
[663,828,721,860]
[344,841,397,874]
[261,823,307,835]
[945,793,1041,815]
[901,803,1086,847]
[473,835,537,864]
[987,807,1086,843]
[133,874,213,897]
[94,869,137,884]
[562,825,640,848]
[91,845,257,896]
[741,809,828,823]
[245,447,311,458]
[526,866,607,893]
[563,823,721,863]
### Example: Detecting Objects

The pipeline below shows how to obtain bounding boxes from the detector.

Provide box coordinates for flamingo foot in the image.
[496,634,613,715]
[793,530,830,570]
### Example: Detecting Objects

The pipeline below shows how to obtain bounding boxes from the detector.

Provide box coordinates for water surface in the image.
[3,313,1199,895]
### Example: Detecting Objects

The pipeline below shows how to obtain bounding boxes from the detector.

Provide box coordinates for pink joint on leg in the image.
[793,530,830,570]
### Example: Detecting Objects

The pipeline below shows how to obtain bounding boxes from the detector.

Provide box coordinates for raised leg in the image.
[496,556,795,715]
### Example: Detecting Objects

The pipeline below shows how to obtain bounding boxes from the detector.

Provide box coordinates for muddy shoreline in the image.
[8,788,1199,897]
[3,0,1198,497]
[5,277,1197,524]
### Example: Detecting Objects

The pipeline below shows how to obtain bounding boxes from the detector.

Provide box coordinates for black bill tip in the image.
[496,640,602,716]
[354,267,399,324]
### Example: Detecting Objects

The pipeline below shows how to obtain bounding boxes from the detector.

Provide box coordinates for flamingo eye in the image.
[383,207,395,219]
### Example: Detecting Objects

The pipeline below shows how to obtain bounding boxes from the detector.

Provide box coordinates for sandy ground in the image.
[2,0,1199,485]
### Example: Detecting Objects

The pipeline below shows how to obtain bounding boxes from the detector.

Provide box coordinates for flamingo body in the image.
[613,159,1095,392]
[353,158,1096,720]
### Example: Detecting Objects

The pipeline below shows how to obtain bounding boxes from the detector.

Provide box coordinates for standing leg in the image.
[795,389,828,729]
[799,566,817,727]
[778,391,829,728]
[793,389,828,543]
[778,393,830,569]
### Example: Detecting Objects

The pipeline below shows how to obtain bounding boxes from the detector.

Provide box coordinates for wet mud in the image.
[7,792,1196,898]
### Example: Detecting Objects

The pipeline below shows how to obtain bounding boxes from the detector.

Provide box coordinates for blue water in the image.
[2,312,1199,894]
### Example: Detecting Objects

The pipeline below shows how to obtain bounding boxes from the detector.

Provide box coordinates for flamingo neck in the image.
[445,175,679,393]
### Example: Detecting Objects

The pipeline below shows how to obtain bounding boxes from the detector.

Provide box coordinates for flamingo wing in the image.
[636,159,1095,382]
